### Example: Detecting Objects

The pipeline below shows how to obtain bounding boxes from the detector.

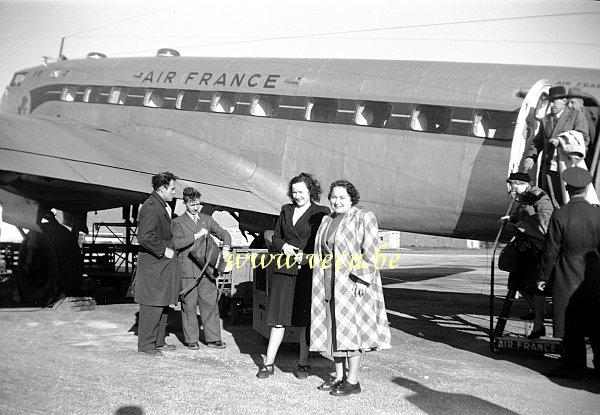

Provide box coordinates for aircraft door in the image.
[508,79,551,183]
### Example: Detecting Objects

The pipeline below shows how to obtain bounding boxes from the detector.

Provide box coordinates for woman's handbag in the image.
[498,240,520,272]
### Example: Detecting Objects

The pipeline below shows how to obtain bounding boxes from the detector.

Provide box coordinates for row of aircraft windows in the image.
[56,85,516,140]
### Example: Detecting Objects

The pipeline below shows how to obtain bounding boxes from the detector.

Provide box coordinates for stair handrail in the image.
[489,199,516,352]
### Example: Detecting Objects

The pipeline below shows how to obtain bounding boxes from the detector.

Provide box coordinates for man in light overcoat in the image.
[524,85,589,207]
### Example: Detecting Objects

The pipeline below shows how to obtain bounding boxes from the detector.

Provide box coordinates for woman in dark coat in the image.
[256,173,329,379]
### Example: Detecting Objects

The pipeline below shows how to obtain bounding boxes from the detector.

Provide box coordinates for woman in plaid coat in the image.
[310,180,391,396]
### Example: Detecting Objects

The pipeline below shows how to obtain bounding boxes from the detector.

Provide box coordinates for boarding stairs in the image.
[492,288,562,354]
[488,201,563,354]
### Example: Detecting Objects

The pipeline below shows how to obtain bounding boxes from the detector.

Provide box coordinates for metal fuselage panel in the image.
[2,57,600,240]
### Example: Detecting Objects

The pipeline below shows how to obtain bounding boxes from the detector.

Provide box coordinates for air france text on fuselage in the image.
[133,71,281,89]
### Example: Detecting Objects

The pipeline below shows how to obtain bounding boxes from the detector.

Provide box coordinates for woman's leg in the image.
[333,356,346,381]
[523,290,545,331]
[298,326,309,366]
[264,325,285,365]
[532,293,546,331]
[347,355,361,384]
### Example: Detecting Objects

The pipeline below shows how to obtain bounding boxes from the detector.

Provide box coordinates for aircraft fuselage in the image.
[2,57,600,240]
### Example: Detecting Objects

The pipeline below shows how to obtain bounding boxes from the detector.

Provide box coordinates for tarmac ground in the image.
[0,250,598,414]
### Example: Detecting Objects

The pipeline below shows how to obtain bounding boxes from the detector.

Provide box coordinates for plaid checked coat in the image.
[310,207,391,352]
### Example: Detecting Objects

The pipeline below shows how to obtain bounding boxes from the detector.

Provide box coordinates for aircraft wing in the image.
[0,113,283,216]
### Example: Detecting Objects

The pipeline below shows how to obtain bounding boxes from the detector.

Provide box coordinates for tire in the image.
[17,231,59,306]
[17,221,82,306]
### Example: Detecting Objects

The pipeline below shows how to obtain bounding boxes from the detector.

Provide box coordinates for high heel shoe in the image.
[527,326,546,339]
[294,364,311,379]
[256,364,275,379]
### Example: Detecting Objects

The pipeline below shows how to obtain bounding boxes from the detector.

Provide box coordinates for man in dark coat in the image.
[134,171,179,356]
[537,167,600,342]
[172,187,232,350]
[550,251,600,378]
[524,86,589,207]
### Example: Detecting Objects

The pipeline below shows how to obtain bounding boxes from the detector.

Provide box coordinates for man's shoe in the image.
[156,343,176,351]
[317,379,344,391]
[329,381,361,396]
[294,364,311,379]
[138,349,163,357]
[207,341,226,349]
[256,364,275,379]
[188,342,200,350]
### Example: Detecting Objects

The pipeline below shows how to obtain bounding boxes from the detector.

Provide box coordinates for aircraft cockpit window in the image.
[83,86,102,103]
[61,85,78,102]
[250,95,279,117]
[355,101,391,127]
[210,92,238,114]
[10,72,28,87]
[176,90,200,110]
[410,105,452,133]
[108,87,128,105]
[472,110,515,140]
[143,89,164,108]
[305,98,337,123]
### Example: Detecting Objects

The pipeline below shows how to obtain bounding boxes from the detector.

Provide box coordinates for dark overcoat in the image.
[538,198,600,337]
[271,203,330,275]
[510,185,554,233]
[172,212,232,279]
[134,192,178,306]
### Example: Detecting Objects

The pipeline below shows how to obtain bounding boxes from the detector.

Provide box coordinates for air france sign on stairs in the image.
[494,336,563,354]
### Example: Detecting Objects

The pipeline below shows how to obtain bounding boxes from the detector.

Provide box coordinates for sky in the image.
[1,0,600,88]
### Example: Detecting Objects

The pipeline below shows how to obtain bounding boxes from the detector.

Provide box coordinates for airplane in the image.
[1,49,599,304]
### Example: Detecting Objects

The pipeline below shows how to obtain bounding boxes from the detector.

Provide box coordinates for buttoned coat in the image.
[526,108,589,205]
[172,212,232,279]
[310,207,391,352]
[134,192,178,306]
[271,203,330,275]
[538,198,600,337]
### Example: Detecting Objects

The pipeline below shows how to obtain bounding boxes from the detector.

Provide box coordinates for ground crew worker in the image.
[537,167,600,344]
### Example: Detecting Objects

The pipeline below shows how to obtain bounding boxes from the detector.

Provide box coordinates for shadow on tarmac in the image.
[384,286,600,393]
[381,267,476,284]
[393,377,520,414]
[119,268,599,393]
[114,406,144,415]
[123,305,334,381]
[546,371,600,394]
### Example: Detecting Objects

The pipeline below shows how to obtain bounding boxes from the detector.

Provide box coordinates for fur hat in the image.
[506,172,532,183]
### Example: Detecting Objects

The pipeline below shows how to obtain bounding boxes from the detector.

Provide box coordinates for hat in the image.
[547,86,567,101]
[506,172,532,183]
[567,87,587,99]
[563,167,592,188]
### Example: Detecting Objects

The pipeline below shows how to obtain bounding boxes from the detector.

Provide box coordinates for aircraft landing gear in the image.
[17,217,82,306]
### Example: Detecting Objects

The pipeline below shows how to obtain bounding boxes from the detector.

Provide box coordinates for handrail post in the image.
[489,199,515,352]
